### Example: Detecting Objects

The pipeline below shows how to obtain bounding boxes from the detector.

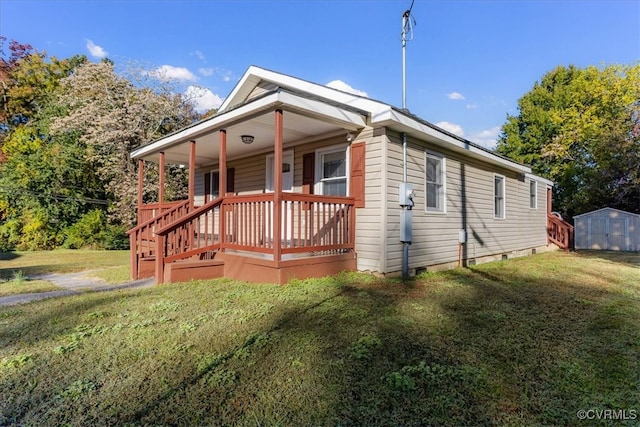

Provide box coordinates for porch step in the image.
[163,259,225,283]
[137,256,156,280]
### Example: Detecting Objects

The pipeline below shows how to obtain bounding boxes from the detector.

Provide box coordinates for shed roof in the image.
[573,207,640,219]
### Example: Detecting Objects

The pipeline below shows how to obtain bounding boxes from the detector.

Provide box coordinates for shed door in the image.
[589,218,608,250]
[608,217,629,251]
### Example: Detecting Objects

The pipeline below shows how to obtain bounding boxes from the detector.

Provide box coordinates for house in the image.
[128,66,573,284]
[574,207,640,251]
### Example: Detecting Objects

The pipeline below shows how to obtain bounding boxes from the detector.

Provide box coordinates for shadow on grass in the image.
[0,252,21,262]
[0,264,82,280]
[123,260,640,426]
[573,250,640,268]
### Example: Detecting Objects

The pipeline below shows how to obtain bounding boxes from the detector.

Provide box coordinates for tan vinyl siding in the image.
[384,131,548,273]
[353,129,385,272]
[194,168,206,207]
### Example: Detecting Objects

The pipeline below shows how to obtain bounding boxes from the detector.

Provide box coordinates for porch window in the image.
[494,174,505,219]
[204,168,234,201]
[316,145,348,196]
[529,179,537,209]
[425,153,445,212]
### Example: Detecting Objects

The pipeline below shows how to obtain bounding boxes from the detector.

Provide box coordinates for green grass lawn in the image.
[0,250,131,296]
[1,251,639,426]
[0,249,130,280]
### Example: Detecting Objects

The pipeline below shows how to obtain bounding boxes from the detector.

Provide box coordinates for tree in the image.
[496,64,640,218]
[50,61,197,227]
[0,40,94,249]
[0,37,85,145]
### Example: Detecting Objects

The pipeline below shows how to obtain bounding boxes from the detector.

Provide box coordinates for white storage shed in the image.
[574,207,640,252]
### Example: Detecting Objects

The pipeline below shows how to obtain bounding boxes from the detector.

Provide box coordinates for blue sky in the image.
[1,0,638,149]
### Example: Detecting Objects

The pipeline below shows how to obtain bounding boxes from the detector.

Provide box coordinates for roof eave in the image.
[373,108,532,175]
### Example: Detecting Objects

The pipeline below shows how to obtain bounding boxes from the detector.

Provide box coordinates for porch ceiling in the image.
[132,90,367,167]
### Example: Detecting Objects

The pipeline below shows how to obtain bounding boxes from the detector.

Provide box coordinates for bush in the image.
[63,210,129,250]
[102,224,129,250]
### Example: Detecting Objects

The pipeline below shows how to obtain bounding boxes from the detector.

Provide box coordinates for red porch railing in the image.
[127,200,190,279]
[152,194,356,283]
[222,193,356,254]
[137,200,185,225]
[547,213,574,251]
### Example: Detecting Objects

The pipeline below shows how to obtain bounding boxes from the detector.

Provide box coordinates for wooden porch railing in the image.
[137,200,185,225]
[547,213,574,251]
[154,197,224,283]
[222,193,356,255]
[152,193,356,283]
[128,200,191,279]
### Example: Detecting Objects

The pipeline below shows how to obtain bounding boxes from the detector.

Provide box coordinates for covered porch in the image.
[128,89,367,284]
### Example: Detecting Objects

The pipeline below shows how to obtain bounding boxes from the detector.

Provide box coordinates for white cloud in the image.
[466,103,478,109]
[86,39,108,59]
[185,85,223,113]
[199,67,214,77]
[435,121,465,138]
[447,91,465,100]
[470,126,501,150]
[193,50,206,62]
[326,80,368,97]
[151,65,197,82]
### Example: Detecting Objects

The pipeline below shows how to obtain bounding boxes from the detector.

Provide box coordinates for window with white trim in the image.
[316,145,348,196]
[494,174,505,219]
[425,153,446,212]
[529,180,537,209]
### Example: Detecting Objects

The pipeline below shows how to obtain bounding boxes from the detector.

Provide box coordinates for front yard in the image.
[1,250,638,426]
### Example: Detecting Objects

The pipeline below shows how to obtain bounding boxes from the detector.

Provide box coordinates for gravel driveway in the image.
[0,271,154,307]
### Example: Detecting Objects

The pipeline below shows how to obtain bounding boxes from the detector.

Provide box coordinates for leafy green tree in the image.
[496,64,640,217]
[0,40,95,249]
[50,61,197,227]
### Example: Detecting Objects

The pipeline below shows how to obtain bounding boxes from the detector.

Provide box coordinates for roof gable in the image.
[219,66,389,116]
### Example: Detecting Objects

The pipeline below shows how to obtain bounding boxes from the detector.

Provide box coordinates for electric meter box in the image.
[399,183,415,207]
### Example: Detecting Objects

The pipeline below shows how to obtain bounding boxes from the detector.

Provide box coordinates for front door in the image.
[266,151,294,193]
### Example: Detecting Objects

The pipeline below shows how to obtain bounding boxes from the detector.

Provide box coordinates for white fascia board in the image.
[525,172,554,187]
[131,90,366,160]
[221,66,389,116]
[218,66,262,112]
[373,108,531,174]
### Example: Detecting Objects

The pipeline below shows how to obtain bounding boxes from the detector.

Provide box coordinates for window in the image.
[425,153,446,212]
[204,168,234,201]
[316,145,348,196]
[494,175,505,219]
[529,180,537,209]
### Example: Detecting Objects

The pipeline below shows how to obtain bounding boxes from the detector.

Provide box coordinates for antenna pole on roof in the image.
[400,0,416,280]
[401,0,415,110]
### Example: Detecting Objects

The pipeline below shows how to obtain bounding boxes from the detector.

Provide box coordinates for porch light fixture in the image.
[346,132,354,142]
[241,135,254,145]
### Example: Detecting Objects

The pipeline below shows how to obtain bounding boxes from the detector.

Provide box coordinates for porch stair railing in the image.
[547,212,574,251]
[128,200,191,279]
[154,197,224,283]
